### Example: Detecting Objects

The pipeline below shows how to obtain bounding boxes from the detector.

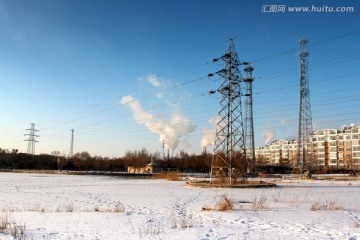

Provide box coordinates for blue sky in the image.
[0,0,359,157]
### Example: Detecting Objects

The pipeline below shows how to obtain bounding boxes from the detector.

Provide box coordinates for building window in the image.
[338,148,343,152]
[338,141,343,146]
[353,135,359,139]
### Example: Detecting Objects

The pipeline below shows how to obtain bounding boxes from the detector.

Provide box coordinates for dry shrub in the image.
[215,195,234,211]
[252,195,268,210]
[153,172,180,181]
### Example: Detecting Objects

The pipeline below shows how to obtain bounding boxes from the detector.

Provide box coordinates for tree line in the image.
[0,148,212,173]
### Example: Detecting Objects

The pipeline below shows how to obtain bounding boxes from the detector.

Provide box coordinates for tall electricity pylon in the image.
[243,63,256,172]
[24,123,39,155]
[68,129,74,158]
[297,38,313,172]
[208,39,246,184]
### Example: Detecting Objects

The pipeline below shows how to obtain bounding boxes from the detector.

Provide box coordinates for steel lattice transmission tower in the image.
[243,63,256,172]
[69,129,74,158]
[24,123,39,155]
[208,39,246,184]
[297,38,313,172]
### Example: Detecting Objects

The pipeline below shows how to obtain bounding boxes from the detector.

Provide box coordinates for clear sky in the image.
[0,0,359,157]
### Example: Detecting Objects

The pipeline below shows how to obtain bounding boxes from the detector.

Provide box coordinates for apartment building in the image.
[255,139,297,166]
[255,126,360,170]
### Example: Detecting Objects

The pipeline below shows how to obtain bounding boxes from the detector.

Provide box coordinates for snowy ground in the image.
[0,172,360,240]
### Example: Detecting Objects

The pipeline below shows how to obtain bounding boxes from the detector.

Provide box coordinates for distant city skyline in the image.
[0,0,359,157]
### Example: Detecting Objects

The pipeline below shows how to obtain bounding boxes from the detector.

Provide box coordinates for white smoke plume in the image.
[201,117,218,149]
[341,123,356,130]
[143,74,161,88]
[139,74,170,98]
[262,122,276,145]
[120,95,196,150]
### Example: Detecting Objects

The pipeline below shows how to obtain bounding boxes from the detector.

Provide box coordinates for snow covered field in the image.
[0,172,360,240]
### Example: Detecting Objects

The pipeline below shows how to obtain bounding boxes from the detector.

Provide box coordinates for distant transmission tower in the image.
[24,123,39,155]
[69,129,74,158]
[297,38,313,172]
[208,39,246,184]
[243,63,256,172]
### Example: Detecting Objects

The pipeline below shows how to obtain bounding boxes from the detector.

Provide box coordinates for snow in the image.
[0,172,360,239]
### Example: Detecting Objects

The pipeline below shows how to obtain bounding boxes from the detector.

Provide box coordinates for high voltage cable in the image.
[251,29,360,63]
[3,24,360,153]
[37,30,360,131]
[255,72,360,94]
[238,13,357,53]
[256,52,360,83]
[72,115,360,143]
[40,101,360,142]
[39,29,360,132]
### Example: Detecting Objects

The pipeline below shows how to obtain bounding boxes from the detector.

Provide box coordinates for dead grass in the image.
[0,212,29,239]
[170,213,194,229]
[310,200,343,211]
[153,172,180,181]
[201,194,235,212]
[252,194,268,210]
[0,212,10,233]
[112,201,125,213]
[288,195,300,207]
[353,218,360,228]
[215,195,234,211]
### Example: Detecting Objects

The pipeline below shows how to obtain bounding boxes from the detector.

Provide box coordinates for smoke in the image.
[120,95,196,150]
[201,117,218,149]
[341,123,356,129]
[139,74,170,98]
[144,74,161,87]
[262,122,276,145]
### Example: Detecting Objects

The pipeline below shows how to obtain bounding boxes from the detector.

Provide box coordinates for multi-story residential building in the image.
[255,126,360,170]
[312,129,338,168]
[255,139,297,166]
